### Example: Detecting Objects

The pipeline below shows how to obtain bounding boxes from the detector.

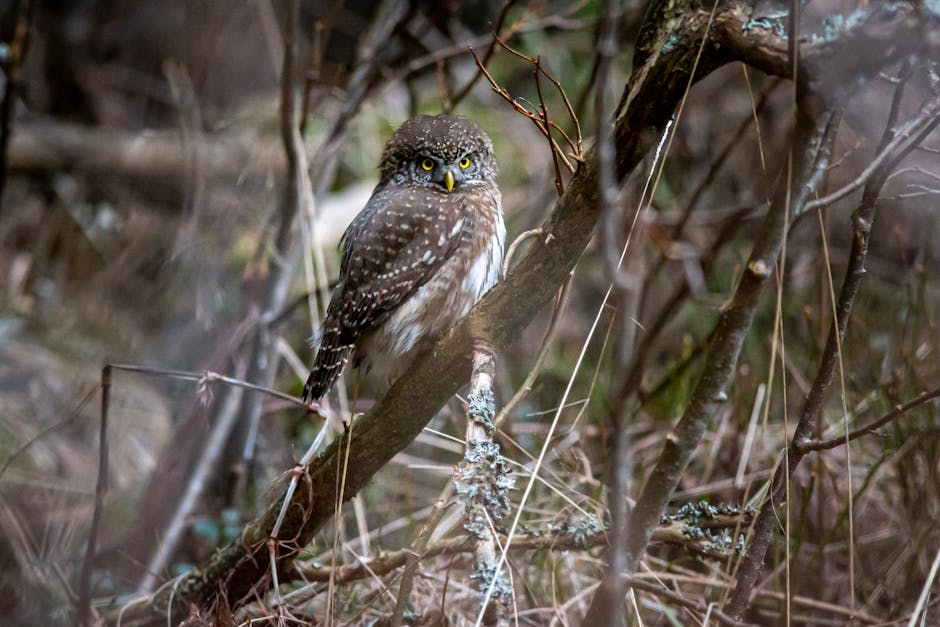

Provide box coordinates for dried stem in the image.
[390,482,456,626]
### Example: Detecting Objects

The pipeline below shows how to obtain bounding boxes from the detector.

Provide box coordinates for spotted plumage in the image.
[302,115,505,402]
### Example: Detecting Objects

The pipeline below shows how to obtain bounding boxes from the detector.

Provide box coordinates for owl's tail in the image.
[302,323,354,402]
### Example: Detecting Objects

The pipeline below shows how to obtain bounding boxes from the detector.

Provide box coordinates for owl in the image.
[302,115,505,402]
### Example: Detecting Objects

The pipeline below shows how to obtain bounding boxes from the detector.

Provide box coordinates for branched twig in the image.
[534,56,566,195]
[799,386,940,453]
[492,34,582,157]
[799,97,940,215]
[470,36,583,179]
[105,363,322,414]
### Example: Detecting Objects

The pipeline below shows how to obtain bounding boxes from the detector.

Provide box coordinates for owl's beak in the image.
[444,170,455,193]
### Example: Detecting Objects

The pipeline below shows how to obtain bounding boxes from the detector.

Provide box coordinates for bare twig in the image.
[470,38,582,173]
[799,97,940,215]
[534,56,566,195]
[799,386,940,453]
[391,482,456,625]
[134,361,248,595]
[76,366,110,627]
[492,34,582,156]
[493,277,570,428]
[105,363,321,413]
[447,0,520,111]
[501,227,543,277]
[0,386,96,481]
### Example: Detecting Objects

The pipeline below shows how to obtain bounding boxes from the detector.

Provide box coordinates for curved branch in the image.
[713,1,938,89]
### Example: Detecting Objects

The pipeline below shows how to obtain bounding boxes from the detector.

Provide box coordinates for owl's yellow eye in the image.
[459,157,471,169]
[421,158,434,171]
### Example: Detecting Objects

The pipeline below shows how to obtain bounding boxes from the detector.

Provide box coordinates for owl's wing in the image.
[303,185,471,402]
[333,185,471,339]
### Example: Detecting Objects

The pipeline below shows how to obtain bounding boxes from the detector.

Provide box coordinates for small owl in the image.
[302,115,505,402]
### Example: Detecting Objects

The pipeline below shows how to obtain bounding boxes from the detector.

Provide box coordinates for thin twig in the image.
[447,0,520,110]
[799,386,940,452]
[494,278,570,428]
[534,57,566,195]
[501,228,543,277]
[76,366,110,627]
[492,34,582,155]
[470,41,581,170]
[390,483,456,626]
[800,96,940,215]
[0,386,96,481]
[106,363,322,414]
[134,360,248,595]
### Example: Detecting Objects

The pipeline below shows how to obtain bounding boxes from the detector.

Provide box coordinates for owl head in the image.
[378,115,498,192]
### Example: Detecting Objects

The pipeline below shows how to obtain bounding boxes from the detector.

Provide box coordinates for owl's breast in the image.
[357,188,505,364]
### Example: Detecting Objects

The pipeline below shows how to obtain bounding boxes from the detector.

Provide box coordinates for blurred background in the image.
[1,0,938,624]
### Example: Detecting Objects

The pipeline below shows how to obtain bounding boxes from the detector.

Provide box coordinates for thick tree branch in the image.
[713,1,939,89]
